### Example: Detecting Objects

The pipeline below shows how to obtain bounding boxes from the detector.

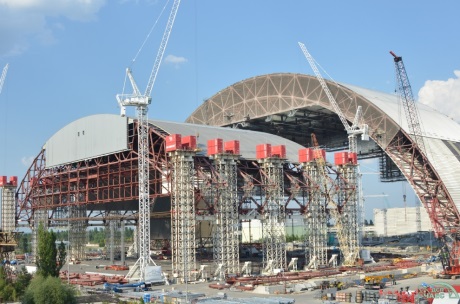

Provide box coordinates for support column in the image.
[170,150,197,282]
[0,177,18,261]
[69,205,87,261]
[212,154,240,279]
[335,152,361,265]
[303,162,328,269]
[260,158,286,273]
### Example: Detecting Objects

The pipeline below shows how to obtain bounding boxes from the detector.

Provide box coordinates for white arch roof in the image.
[341,83,460,142]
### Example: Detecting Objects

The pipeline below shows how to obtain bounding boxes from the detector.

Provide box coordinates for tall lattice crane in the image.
[117,0,181,282]
[298,42,369,153]
[390,51,460,278]
[0,63,8,95]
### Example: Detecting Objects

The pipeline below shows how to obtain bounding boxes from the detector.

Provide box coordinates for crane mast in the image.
[0,63,8,95]
[117,0,181,282]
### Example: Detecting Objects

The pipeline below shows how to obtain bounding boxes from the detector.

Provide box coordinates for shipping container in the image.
[181,135,197,150]
[224,140,240,155]
[271,145,286,158]
[165,134,182,152]
[0,176,6,186]
[298,148,314,163]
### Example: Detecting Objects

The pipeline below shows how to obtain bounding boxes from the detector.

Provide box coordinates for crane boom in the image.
[390,51,426,153]
[298,42,368,153]
[117,0,181,116]
[144,0,180,97]
[298,42,350,132]
[0,63,8,95]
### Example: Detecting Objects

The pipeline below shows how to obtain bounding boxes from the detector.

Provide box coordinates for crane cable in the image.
[121,0,172,97]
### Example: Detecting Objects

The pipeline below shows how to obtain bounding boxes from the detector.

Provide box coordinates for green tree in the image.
[13,266,32,297]
[23,275,76,304]
[19,233,31,254]
[57,241,67,270]
[36,223,66,277]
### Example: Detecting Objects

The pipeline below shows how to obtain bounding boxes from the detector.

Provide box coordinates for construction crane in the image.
[299,42,366,266]
[390,51,425,154]
[390,51,460,278]
[117,0,181,282]
[0,63,8,95]
[311,133,358,266]
[298,42,369,153]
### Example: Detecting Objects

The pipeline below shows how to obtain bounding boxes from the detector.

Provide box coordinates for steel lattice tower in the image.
[1,184,16,233]
[303,162,328,269]
[105,213,121,264]
[336,163,361,264]
[212,154,240,279]
[260,158,286,273]
[137,108,150,280]
[0,182,17,260]
[69,205,87,261]
[170,150,196,282]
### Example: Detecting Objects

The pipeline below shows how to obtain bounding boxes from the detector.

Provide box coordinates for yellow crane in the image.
[311,134,359,266]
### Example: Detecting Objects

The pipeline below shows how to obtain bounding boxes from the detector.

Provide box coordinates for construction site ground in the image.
[36,256,460,303]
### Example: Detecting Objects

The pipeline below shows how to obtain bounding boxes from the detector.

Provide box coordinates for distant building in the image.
[373,206,432,236]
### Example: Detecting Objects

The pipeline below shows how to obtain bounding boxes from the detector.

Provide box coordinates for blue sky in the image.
[1,0,459,220]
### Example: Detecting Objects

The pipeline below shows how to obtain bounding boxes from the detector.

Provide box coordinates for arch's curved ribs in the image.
[384,130,460,235]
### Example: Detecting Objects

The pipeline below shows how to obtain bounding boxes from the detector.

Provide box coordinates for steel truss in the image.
[69,204,88,261]
[385,131,460,267]
[1,184,16,233]
[1,183,17,260]
[336,163,360,265]
[105,211,121,264]
[259,158,286,273]
[211,154,240,279]
[302,162,328,269]
[170,150,197,282]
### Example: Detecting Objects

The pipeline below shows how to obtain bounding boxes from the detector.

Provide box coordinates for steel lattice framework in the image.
[69,205,87,261]
[170,150,197,282]
[1,184,16,233]
[302,162,328,269]
[260,158,286,273]
[212,154,240,279]
[336,163,360,265]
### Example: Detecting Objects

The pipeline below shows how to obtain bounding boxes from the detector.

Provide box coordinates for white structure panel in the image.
[373,207,432,236]
[45,114,128,168]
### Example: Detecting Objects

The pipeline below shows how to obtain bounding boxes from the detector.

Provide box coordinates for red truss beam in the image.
[385,130,460,238]
[16,121,170,225]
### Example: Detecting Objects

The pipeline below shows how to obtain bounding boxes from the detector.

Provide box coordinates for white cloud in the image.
[164,54,187,67]
[418,70,460,123]
[0,0,106,57]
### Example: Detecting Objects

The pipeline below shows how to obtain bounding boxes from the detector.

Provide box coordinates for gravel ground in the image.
[45,259,460,303]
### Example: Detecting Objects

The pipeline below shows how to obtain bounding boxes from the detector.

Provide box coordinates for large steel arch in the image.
[186,73,460,239]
